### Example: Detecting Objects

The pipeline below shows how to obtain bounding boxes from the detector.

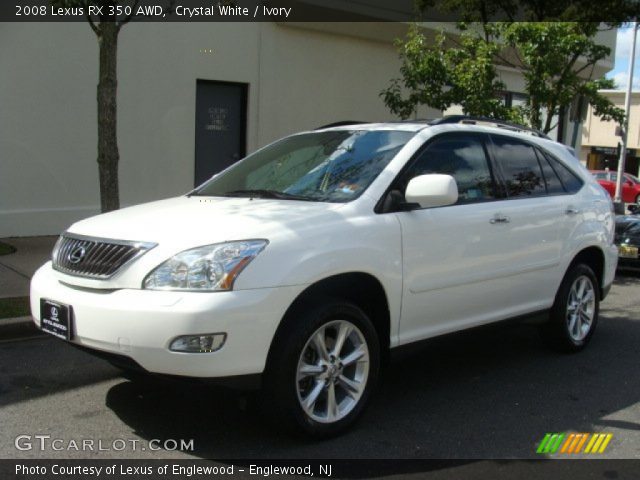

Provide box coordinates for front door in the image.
[395,133,512,344]
[194,80,248,186]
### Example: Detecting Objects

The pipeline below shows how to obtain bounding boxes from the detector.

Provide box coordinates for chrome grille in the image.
[52,233,157,279]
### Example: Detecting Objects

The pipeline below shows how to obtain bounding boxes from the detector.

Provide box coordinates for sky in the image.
[606,24,640,91]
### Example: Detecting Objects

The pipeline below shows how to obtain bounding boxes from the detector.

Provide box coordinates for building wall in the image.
[0,22,443,236]
[0,22,615,237]
[580,90,640,175]
[582,91,640,150]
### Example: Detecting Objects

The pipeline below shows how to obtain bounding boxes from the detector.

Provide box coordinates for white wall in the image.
[0,23,101,235]
[0,22,420,236]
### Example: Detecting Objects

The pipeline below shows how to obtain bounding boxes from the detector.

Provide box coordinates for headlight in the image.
[143,240,268,291]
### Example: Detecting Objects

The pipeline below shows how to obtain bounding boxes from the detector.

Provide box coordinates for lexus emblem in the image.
[68,246,86,264]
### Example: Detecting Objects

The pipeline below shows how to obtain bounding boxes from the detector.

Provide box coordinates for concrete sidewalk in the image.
[0,236,58,336]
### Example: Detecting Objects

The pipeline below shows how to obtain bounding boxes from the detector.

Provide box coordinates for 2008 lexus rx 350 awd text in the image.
[31,117,618,437]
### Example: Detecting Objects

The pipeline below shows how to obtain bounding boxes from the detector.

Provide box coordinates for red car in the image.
[591,170,640,204]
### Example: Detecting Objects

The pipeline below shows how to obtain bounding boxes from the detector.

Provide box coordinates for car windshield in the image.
[192,130,415,202]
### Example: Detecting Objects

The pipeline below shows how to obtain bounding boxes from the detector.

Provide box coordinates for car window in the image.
[194,130,415,203]
[593,172,607,180]
[400,135,496,205]
[490,135,545,198]
[535,149,565,194]
[541,151,584,194]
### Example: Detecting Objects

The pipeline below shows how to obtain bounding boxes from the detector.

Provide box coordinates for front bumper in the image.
[30,262,305,378]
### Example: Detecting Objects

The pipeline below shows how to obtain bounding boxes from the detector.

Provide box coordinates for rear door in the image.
[621,174,640,204]
[485,134,566,311]
[534,147,586,263]
[598,172,617,199]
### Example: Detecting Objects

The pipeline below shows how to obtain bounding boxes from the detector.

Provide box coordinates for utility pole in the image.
[614,22,638,210]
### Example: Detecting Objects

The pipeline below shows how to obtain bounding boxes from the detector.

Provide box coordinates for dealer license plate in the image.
[40,299,73,340]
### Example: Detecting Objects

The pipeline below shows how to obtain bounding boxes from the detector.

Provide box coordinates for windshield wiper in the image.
[222,189,316,201]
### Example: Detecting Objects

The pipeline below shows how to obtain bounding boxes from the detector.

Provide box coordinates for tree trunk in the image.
[97,22,120,212]
[530,97,542,132]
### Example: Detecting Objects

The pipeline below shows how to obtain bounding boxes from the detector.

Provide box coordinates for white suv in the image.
[31,117,617,436]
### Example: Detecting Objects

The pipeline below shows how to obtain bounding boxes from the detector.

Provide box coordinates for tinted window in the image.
[592,172,607,180]
[402,135,495,204]
[491,136,545,198]
[542,151,583,194]
[535,149,565,194]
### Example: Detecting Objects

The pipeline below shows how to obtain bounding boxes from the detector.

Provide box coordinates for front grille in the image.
[52,233,156,279]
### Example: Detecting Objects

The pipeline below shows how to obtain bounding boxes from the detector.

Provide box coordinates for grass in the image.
[0,297,31,319]
[0,241,16,256]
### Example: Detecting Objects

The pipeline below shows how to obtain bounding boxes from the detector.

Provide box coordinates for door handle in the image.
[490,214,510,224]
[565,207,580,215]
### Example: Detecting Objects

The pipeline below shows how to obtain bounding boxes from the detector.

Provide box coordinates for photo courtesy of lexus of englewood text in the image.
[2,1,640,479]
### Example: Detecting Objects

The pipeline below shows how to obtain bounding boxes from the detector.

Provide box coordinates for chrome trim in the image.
[52,232,157,280]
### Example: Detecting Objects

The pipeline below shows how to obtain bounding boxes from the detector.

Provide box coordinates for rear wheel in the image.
[265,300,379,437]
[540,264,599,352]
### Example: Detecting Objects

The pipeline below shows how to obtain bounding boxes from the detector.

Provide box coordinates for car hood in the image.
[615,215,640,244]
[67,195,347,249]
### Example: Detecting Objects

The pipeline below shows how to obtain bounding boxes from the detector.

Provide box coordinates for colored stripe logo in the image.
[537,433,613,454]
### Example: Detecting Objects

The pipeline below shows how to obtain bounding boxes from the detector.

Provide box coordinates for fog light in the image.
[170,333,226,353]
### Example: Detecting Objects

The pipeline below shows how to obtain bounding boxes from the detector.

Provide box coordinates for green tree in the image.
[383,16,628,134]
[495,22,625,132]
[52,0,141,212]
[381,24,519,121]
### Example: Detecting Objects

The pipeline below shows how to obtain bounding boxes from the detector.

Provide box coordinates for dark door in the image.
[194,80,248,186]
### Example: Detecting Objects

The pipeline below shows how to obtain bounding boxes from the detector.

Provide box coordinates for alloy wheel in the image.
[296,320,370,424]
[566,275,596,342]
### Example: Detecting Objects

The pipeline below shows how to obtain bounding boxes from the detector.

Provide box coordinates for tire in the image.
[539,264,599,352]
[264,299,380,438]
[635,194,640,205]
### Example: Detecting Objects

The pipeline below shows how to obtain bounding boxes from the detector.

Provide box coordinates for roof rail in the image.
[315,121,369,130]
[430,115,550,139]
[393,118,434,123]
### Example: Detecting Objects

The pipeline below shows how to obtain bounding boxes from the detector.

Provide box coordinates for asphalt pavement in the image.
[1,270,640,469]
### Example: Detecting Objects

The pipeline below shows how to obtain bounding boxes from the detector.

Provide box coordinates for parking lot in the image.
[1,270,640,462]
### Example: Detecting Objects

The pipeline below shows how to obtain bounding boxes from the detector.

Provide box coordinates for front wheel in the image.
[540,264,599,352]
[265,300,380,437]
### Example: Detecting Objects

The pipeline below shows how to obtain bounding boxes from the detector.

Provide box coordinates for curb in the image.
[0,316,41,340]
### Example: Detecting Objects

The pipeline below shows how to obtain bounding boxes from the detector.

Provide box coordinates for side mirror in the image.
[405,174,458,209]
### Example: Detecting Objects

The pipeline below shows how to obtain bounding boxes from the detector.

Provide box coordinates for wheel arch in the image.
[266,272,392,369]
[569,246,605,299]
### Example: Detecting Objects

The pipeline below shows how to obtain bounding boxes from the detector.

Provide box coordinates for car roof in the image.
[314,116,551,139]
[315,122,428,132]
